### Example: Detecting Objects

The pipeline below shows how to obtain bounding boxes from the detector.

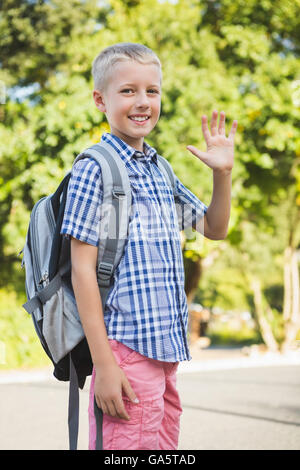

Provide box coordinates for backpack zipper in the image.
[39,270,49,288]
[30,197,47,288]
[45,198,56,233]
[37,198,55,287]
[30,197,55,288]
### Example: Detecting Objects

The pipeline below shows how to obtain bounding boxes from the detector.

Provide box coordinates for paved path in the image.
[178,364,300,450]
[0,349,300,450]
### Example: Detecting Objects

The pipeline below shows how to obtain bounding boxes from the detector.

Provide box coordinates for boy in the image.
[60,43,237,450]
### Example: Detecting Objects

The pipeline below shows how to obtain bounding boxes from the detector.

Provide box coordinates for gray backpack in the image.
[20,140,178,450]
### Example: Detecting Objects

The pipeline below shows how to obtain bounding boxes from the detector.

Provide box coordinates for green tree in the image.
[206,0,300,351]
[1,0,300,368]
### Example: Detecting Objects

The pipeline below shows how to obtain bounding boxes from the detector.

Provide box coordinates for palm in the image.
[187,110,238,174]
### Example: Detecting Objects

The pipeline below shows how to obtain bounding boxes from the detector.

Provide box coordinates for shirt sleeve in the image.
[174,173,208,231]
[60,158,103,246]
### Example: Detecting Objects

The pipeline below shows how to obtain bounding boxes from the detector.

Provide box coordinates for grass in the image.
[0,288,51,370]
[206,322,262,347]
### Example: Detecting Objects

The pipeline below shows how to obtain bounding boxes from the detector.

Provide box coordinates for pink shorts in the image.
[88,339,182,450]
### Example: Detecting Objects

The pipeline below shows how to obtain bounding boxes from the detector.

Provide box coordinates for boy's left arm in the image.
[186,110,238,240]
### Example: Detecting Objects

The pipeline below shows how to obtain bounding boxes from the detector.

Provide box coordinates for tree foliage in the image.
[0,0,300,364]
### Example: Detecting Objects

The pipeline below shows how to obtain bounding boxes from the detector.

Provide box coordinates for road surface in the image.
[0,360,299,450]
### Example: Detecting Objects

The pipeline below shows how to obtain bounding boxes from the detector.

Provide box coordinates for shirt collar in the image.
[101,132,158,164]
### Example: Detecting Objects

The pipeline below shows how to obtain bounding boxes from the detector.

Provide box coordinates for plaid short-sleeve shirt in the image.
[61,133,208,362]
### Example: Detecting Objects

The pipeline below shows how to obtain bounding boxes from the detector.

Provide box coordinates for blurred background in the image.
[0,0,300,371]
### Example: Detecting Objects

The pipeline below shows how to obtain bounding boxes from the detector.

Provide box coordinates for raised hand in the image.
[186,110,238,175]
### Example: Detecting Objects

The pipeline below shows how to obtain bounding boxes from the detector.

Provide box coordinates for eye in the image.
[120,88,160,94]
[121,88,133,93]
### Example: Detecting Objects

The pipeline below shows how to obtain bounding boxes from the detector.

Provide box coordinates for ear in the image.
[93,90,106,112]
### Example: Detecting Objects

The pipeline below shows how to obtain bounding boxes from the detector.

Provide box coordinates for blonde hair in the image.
[92,42,162,92]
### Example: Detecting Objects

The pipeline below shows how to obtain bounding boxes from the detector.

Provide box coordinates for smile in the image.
[128,116,150,125]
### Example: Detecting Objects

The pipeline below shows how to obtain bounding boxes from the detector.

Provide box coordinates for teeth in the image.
[130,116,149,121]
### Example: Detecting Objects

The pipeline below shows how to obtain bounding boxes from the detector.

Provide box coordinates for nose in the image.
[135,90,150,108]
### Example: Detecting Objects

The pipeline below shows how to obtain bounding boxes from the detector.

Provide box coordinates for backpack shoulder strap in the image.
[156,154,179,200]
[73,142,132,310]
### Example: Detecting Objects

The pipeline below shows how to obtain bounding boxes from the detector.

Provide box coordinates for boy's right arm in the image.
[70,237,139,420]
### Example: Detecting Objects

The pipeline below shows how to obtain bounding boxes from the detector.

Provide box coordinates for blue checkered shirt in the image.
[61,133,208,362]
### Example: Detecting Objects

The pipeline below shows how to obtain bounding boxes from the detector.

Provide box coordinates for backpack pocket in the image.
[42,281,84,364]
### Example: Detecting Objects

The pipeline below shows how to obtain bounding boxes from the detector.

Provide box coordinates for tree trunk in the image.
[283,246,292,321]
[184,255,202,306]
[281,246,300,353]
[250,277,279,353]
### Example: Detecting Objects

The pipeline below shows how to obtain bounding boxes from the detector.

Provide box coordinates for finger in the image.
[122,376,139,405]
[201,115,211,143]
[210,109,218,136]
[106,400,117,418]
[228,120,238,141]
[218,111,226,135]
[99,399,108,416]
[114,396,131,421]
[186,145,209,165]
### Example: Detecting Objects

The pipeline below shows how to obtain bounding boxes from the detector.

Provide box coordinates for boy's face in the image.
[93,60,161,152]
